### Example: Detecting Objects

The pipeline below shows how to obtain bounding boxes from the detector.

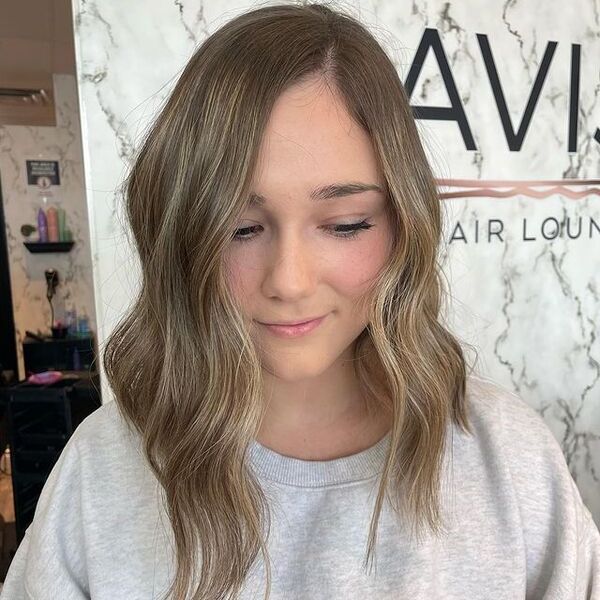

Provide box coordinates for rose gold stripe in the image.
[435,178,600,200]
[437,178,600,186]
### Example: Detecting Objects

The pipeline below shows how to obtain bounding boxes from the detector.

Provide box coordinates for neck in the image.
[255,349,391,460]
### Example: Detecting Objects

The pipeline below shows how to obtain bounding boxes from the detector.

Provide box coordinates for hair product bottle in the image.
[37,208,48,242]
[77,312,90,337]
[64,303,77,337]
[57,207,66,241]
[46,206,58,242]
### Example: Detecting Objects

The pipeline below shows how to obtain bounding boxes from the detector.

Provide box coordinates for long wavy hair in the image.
[102,2,476,599]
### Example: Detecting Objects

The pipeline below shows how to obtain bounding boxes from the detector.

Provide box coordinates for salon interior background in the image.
[67,0,599,524]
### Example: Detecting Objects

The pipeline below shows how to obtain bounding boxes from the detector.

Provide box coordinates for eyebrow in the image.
[249,182,383,206]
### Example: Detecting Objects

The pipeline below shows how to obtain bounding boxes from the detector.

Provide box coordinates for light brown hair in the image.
[103,2,476,598]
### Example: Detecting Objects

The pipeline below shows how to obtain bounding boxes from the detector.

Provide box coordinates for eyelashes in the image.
[330,220,375,239]
[232,220,375,243]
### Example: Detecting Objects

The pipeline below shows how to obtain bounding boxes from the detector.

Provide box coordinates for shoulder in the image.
[67,400,151,487]
[461,372,577,495]
[460,374,600,596]
[70,399,141,453]
[21,400,147,504]
[463,372,561,458]
[464,372,545,427]
[463,373,597,543]
[2,406,151,599]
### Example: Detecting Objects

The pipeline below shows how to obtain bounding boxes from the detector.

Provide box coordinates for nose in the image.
[261,228,318,302]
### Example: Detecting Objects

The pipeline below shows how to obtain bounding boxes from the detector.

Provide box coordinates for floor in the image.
[0,447,18,584]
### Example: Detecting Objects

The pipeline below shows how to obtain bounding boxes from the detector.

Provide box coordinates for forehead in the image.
[251,77,383,203]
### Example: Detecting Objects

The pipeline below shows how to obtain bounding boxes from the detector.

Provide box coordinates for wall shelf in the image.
[23,241,74,253]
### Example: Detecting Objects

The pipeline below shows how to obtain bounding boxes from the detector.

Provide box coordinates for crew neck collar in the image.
[247,430,391,487]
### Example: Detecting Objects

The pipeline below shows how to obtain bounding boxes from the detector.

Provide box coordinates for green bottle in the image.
[57,207,66,241]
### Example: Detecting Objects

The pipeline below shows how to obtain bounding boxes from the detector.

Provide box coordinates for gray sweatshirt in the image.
[1,374,599,599]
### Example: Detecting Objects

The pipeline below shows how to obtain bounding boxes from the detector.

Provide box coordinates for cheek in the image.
[223,247,262,305]
[325,231,391,297]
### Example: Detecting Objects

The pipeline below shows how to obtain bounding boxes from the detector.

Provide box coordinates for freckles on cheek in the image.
[223,252,244,298]
[223,250,260,303]
[327,241,388,293]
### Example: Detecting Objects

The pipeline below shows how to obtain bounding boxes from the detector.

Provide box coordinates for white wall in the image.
[70,0,600,522]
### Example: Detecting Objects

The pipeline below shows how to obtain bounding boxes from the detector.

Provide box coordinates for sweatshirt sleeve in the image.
[0,434,90,599]
[576,505,600,599]
[497,386,600,599]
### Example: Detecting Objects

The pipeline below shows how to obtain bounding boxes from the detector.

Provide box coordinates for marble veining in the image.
[70,0,600,524]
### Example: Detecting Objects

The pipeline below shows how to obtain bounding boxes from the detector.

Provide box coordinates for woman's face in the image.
[223,77,393,381]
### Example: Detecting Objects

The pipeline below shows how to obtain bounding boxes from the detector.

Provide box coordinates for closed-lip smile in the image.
[259,315,325,326]
[256,314,328,338]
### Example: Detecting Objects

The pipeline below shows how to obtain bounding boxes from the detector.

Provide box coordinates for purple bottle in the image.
[37,208,48,242]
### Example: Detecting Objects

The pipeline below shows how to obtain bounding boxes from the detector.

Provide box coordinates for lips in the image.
[259,315,325,326]
[257,314,327,338]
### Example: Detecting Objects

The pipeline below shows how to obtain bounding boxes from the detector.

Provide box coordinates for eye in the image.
[330,220,375,239]
[231,220,375,243]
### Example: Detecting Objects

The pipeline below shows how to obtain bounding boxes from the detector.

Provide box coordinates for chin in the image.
[261,356,333,381]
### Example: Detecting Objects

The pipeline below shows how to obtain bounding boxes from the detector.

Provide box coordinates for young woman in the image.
[2,3,599,599]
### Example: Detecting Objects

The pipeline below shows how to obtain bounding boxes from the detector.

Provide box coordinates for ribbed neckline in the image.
[247,430,391,487]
